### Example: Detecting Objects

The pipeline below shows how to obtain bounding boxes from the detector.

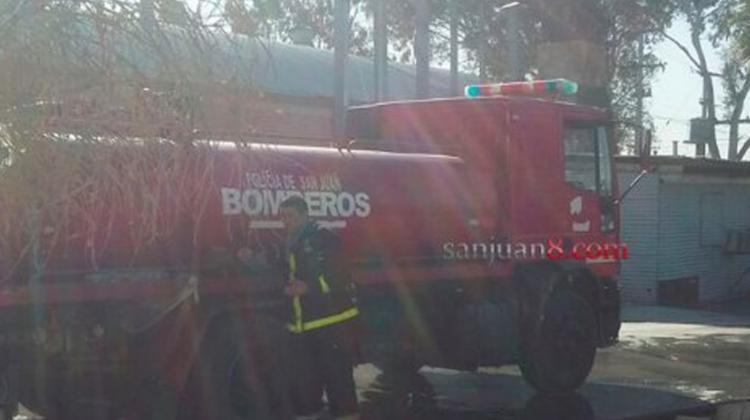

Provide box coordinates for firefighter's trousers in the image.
[288,321,359,418]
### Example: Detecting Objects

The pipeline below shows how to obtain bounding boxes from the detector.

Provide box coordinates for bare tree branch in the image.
[739,137,750,161]
[661,30,702,71]
[739,73,750,102]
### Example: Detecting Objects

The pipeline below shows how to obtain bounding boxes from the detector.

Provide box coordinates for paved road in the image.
[353,305,750,420]
[14,305,750,420]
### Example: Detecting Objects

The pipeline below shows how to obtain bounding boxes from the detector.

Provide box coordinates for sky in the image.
[650,17,750,159]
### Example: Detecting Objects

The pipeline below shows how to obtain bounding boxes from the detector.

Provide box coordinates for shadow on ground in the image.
[356,368,712,420]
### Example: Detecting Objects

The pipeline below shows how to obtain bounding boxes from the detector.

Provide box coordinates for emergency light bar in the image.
[464,79,578,98]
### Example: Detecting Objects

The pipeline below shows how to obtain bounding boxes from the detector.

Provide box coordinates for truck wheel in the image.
[178,317,293,420]
[519,288,596,393]
[382,351,421,377]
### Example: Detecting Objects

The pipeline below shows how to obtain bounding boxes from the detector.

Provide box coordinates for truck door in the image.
[561,121,618,261]
[508,106,567,240]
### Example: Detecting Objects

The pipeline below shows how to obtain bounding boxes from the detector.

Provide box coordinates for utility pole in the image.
[140,0,156,34]
[449,0,459,96]
[635,33,645,156]
[505,5,522,80]
[478,2,487,82]
[479,42,487,83]
[373,0,387,101]
[414,0,431,99]
[697,86,709,158]
[333,0,350,138]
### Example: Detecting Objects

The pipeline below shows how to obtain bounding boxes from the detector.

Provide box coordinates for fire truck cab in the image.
[343,79,622,391]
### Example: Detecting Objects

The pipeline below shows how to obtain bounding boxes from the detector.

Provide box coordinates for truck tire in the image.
[178,317,293,420]
[376,316,423,379]
[382,351,421,377]
[519,288,596,393]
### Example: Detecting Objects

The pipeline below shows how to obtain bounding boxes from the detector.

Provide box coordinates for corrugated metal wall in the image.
[723,190,750,296]
[658,182,750,302]
[657,184,716,300]
[617,167,750,304]
[617,168,660,303]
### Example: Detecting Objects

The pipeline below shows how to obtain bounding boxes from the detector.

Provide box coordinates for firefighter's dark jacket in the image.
[284,222,358,333]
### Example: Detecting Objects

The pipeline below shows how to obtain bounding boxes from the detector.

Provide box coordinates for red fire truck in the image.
[0,79,622,419]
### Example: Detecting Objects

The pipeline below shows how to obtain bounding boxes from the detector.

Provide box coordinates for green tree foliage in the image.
[655,0,750,160]
[223,0,373,54]
[600,0,675,151]
[221,0,680,152]
[711,0,750,159]
[711,0,750,61]
[739,0,750,64]
[719,53,750,159]
[668,0,723,158]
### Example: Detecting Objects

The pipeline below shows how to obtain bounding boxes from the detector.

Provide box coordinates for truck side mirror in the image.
[616,130,654,205]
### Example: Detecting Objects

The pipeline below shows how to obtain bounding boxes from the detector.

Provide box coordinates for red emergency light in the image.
[464,79,578,98]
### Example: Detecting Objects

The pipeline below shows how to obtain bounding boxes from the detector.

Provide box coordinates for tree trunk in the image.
[374,0,387,101]
[449,0,458,96]
[727,76,750,161]
[333,0,349,138]
[414,0,431,99]
[739,138,750,161]
[689,11,720,159]
[691,34,720,158]
[140,0,156,33]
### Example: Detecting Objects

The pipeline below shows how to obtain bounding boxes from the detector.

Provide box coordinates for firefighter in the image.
[278,195,360,420]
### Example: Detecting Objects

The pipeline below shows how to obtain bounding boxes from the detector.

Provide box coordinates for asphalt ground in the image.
[351,304,750,420]
[14,304,750,420]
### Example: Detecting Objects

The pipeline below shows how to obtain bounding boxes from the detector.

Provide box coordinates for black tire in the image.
[178,316,294,420]
[374,327,427,400]
[378,317,424,379]
[381,351,422,377]
[519,288,597,393]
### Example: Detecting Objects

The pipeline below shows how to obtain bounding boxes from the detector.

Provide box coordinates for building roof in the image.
[242,39,479,103]
[616,156,750,178]
[83,23,478,103]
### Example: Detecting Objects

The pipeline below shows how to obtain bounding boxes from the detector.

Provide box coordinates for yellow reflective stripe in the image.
[288,254,296,281]
[287,307,359,333]
[292,296,302,332]
[288,254,302,331]
[303,307,358,330]
[318,275,331,294]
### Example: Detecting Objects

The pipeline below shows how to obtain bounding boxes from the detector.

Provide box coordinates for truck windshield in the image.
[563,124,613,197]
